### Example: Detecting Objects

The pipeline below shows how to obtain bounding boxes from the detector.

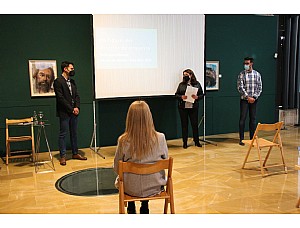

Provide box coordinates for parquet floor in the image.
[1,127,300,226]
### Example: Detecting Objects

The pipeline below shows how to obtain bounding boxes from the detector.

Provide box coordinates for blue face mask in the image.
[244,64,250,71]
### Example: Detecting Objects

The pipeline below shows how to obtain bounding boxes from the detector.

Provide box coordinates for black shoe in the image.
[239,141,245,146]
[127,202,136,214]
[183,143,188,149]
[195,142,202,147]
[127,208,136,214]
[140,200,149,214]
[140,207,149,214]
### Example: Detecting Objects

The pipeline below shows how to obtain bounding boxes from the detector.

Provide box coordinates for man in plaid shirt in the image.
[237,57,262,146]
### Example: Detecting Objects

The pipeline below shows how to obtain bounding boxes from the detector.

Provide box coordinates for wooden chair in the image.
[241,121,287,177]
[118,157,175,214]
[5,117,35,165]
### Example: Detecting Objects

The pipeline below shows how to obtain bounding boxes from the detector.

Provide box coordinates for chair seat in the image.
[243,138,279,148]
[124,191,170,202]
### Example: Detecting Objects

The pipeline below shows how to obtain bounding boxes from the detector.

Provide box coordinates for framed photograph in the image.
[206,61,219,91]
[29,60,57,97]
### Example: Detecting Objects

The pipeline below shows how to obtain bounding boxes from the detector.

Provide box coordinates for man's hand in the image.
[247,97,256,104]
[73,107,80,115]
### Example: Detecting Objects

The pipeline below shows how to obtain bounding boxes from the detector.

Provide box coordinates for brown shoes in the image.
[60,157,66,166]
[60,154,87,166]
[72,154,87,160]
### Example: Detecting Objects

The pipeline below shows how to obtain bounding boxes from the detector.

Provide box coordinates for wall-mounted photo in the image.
[206,61,219,90]
[29,60,57,97]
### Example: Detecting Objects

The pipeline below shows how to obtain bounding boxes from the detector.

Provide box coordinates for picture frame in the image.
[28,60,57,97]
[206,61,219,91]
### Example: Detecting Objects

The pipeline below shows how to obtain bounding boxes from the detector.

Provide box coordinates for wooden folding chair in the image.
[118,157,175,214]
[241,121,287,177]
[5,117,35,165]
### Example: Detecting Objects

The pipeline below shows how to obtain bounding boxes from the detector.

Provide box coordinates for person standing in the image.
[113,100,168,214]
[53,61,87,165]
[237,57,262,146]
[175,69,204,149]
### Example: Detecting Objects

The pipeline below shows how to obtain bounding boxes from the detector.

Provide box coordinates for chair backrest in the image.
[6,117,34,139]
[118,157,175,214]
[118,157,173,182]
[252,121,283,143]
[6,117,33,126]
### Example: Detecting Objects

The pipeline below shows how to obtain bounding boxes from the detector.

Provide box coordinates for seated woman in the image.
[113,100,168,214]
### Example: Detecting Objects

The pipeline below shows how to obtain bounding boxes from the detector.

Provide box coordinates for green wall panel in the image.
[0,14,94,156]
[205,14,277,136]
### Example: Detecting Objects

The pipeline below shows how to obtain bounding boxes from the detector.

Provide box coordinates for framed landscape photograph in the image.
[206,61,219,91]
[29,60,57,97]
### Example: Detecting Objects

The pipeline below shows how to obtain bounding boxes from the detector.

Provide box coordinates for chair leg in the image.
[242,146,252,169]
[262,146,273,167]
[169,183,175,214]
[296,197,300,208]
[6,143,9,165]
[256,147,266,177]
[119,200,125,214]
[119,193,125,214]
[278,146,288,173]
[170,195,175,214]
[164,198,168,214]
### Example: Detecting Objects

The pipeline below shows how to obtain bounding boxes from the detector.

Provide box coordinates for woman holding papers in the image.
[175,69,204,149]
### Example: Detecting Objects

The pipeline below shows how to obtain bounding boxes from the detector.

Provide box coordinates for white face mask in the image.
[244,64,250,71]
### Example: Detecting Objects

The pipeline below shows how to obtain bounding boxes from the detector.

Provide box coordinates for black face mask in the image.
[183,75,190,82]
[69,70,75,77]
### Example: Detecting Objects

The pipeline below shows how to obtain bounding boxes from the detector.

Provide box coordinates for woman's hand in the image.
[182,95,187,100]
[191,94,198,99]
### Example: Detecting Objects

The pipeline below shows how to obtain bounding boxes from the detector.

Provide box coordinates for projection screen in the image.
[93,14,205,99]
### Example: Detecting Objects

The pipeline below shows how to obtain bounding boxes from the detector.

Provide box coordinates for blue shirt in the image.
[237,69,262,100]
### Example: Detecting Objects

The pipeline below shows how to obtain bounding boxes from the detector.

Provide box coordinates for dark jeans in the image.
[239,99,258,141]
[58,114,78,158]
[178,107,199,144]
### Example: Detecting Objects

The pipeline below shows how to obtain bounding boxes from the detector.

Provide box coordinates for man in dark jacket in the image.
[54,61,87,165]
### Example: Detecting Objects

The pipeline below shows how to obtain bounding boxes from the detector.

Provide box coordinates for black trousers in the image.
[239,99,258,141]
[178,107,199,144]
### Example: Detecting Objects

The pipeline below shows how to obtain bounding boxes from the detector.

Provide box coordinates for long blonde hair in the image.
[118,100,158,160]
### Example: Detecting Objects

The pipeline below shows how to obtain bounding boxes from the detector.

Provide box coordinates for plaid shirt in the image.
[237,69,262,100]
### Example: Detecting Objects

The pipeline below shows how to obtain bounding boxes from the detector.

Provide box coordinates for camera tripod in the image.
[197,114,217,146]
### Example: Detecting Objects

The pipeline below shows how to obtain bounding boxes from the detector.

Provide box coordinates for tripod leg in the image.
[198,115,217,146]
[89,122,105,159]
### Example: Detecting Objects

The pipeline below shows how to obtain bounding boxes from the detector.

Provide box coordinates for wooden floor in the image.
[1,126,300,220]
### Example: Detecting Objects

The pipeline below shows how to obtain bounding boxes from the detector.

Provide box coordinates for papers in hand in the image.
[183,86,198,103]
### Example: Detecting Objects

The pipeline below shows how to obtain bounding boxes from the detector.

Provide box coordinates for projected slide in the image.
[93,14,205,99]
[95,28,157,69]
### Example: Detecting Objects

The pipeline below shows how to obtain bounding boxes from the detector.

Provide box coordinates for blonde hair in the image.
[118,100,158,160]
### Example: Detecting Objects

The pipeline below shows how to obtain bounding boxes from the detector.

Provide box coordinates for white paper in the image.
[184,86,198,103]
